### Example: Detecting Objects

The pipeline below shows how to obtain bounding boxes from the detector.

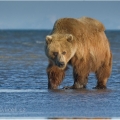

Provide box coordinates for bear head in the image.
[45,34,77,69]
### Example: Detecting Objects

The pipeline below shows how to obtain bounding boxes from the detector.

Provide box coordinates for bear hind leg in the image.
[95,59,112,89]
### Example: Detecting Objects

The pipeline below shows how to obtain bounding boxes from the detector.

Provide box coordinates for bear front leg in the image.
[63,62,89,89]
[72,67,89,89]
[47,65,65,89]
[71,58,90,89]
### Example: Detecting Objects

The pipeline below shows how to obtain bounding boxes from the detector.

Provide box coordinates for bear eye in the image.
[53,52,58,56]
[62,51,66,55]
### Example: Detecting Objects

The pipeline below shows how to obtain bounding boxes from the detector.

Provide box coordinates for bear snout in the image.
[57,62,65,68]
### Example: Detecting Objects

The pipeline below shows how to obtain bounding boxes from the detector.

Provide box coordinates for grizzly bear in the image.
[45,17,112,89]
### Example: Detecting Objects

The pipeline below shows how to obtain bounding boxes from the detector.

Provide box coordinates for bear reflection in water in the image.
[45,17,112,89]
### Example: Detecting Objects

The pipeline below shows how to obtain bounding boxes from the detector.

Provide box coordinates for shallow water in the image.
[0,30,120,118]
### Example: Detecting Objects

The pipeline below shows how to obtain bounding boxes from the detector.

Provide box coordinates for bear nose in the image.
[59,62,65,67]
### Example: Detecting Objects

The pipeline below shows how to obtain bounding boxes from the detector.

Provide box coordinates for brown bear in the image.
[45,17,112,89]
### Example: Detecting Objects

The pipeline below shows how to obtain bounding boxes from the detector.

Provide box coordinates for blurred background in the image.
[0,1,120,30]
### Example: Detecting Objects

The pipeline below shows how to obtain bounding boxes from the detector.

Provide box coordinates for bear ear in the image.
[46,35,52,44]
[66,34,73,42]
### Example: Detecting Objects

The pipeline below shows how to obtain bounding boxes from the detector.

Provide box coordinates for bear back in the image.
[51,18,84,35]
[50,17,105,42]
[78,17,105,33]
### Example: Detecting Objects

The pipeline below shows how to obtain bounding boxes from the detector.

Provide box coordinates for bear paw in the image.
[62,86,73,89]
[63,84,85,89]
[93,85,107,89]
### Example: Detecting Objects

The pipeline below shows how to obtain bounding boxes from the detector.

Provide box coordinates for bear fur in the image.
[45,17,112,89]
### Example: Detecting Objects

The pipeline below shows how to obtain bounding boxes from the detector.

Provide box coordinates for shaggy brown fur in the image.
[47,60,65,89]
[45,16,112,89]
